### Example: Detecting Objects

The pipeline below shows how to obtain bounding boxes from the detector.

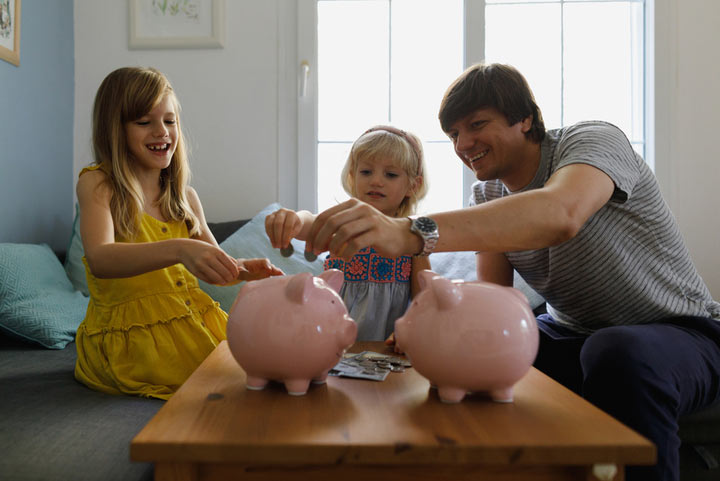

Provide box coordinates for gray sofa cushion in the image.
[0,335,162,481]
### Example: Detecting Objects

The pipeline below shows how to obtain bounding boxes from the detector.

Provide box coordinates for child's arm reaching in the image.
[78,169,240,285]
[410,255,432,298]
[231,258,285,283]
[265,208,317,248]
[185,187,284,284]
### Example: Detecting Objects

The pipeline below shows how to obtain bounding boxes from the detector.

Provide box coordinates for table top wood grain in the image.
[131,341,655,469]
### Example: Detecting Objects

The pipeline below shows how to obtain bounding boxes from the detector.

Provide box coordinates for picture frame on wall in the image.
[0,0,20,66]
[129,0,225,49]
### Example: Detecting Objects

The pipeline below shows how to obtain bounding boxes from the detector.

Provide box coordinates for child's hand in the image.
[265,208,304,249]
[384,333,404,354]
[233,258,285,283]
[179,241,240,285]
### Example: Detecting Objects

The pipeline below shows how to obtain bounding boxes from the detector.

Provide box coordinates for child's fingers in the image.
[238,258,285,280]
[265,211,281,247]
[264,213,276,246]
[208,256,239,284]
[281,214,298,249]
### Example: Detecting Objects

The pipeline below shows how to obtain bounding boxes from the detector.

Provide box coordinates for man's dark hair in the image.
[439,63,546,143]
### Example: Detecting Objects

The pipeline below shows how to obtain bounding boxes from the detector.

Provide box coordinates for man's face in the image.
[444,107,533,190]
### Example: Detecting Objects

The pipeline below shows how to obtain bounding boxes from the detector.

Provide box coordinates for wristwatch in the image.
[408,216,439,256]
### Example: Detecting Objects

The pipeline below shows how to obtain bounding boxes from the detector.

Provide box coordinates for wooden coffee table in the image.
[131,341,655,481]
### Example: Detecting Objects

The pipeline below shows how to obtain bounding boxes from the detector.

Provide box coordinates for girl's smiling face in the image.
[353,155,414,216]
[125,94,178,174]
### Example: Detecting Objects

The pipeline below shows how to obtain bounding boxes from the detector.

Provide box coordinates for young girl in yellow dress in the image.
[74,67,283,399]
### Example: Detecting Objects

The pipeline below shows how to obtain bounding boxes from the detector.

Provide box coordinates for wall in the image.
[654,0,720,297]
[73,0,295,222]
[67,0,719,298]
[0,0,74,252]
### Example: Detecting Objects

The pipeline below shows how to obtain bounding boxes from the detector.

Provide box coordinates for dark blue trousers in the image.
[534,314,720,481]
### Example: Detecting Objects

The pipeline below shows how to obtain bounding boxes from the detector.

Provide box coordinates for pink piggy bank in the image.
[226,269,357,396]
[394,270,538,404]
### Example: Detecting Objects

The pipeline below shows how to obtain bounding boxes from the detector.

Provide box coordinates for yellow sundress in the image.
[74,169,227,400]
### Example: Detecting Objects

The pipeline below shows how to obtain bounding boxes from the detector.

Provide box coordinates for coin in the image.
[304,250,317,262]
[280,245,294,257]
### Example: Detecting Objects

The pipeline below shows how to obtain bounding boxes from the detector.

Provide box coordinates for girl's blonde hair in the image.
[91,66,199,240]
[341,126,428,218]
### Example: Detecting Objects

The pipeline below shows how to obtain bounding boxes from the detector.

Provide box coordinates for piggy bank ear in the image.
[285,272,314,305]
[417,269,439,292]
[430,275,463,310]
[505,286,530,307]
[318,269,344,293]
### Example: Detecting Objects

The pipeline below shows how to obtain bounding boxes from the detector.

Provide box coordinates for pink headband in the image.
[362,125,423,177]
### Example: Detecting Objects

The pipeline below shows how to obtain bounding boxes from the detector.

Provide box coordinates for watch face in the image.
[415,216,437,233]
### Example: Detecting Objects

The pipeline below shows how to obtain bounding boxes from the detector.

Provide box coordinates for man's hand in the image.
[306,198,421,260]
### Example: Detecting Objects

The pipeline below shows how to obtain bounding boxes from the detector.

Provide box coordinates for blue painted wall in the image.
[0,0,74,252]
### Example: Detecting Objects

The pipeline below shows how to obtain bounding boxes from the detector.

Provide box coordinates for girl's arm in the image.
[186,185,222,248]
[410,255,432,298]
[265,208,317,248]
[476,251,513,286]
[78,171,239,285]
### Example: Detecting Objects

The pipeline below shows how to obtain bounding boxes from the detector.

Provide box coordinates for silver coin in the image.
[304,250,317,262]
[280,245,294,257]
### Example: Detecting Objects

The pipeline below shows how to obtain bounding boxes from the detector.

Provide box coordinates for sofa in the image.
[1,202,719,481]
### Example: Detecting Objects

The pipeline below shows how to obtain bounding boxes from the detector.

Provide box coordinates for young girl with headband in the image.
[74,67,283,399]
[265,125,429,341]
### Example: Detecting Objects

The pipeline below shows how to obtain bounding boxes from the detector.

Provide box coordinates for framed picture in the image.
[129,0,225,49]
[0,0,20,66]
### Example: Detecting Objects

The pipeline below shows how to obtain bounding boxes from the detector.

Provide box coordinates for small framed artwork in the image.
[129,0,225,49]
[0,0,20,66]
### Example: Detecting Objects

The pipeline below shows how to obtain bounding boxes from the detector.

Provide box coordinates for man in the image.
[302,63,720,481]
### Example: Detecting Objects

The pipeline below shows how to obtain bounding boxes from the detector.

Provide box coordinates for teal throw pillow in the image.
[0,243,89,349]
[198,203,325,312]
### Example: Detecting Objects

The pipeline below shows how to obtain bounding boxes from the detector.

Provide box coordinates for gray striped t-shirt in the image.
[470,121,720,333]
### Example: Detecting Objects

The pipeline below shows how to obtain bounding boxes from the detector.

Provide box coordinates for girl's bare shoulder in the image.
[77,168,111,203]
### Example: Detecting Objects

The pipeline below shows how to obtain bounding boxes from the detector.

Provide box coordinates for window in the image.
[298,0,648,214]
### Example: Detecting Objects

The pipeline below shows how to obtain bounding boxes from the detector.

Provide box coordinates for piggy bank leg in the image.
[489,387,514,403]
[437,386,467,403]
[285,378,311,396]
[246,376,269,391]
[311,370,329,385]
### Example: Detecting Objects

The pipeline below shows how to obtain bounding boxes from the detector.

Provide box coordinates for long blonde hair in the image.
[91,66,199,240]
[341,126,428,218]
